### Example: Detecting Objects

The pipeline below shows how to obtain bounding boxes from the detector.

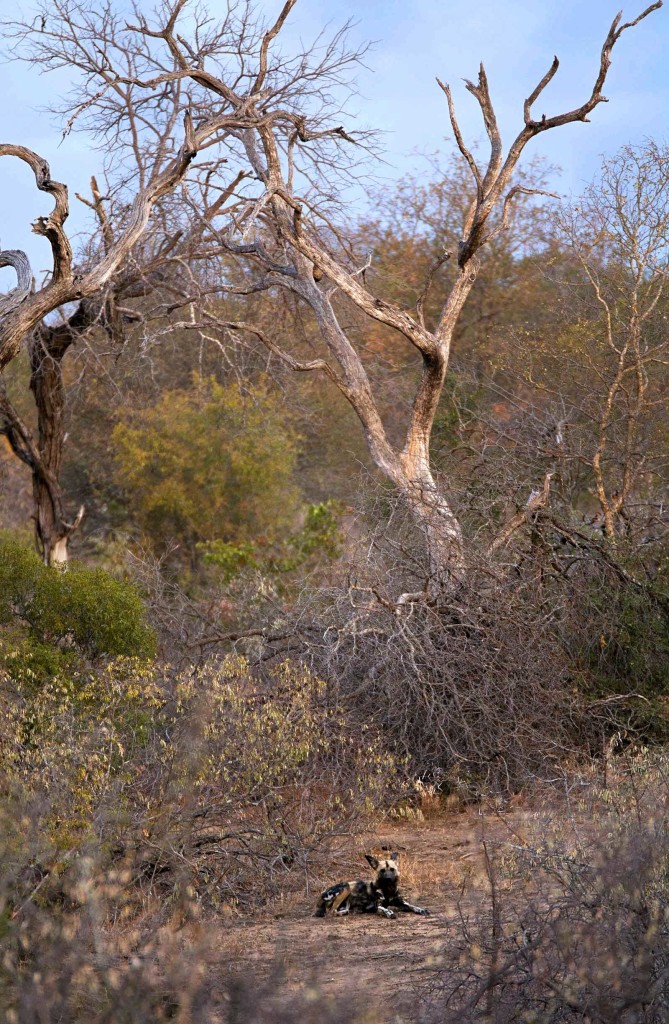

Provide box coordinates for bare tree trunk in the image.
[0,310,91,565]
[0,352,82,565]
[399,474,465,584]
[29,328,76,565]
[396,334,466,580]
[0,393,80,566]
[217,4,659,597]
[32,477,74,566]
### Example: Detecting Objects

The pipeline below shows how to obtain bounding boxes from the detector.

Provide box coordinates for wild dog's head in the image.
[365,853,400,897]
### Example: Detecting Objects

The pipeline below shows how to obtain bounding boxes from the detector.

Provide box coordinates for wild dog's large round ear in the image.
[365,854,380,869]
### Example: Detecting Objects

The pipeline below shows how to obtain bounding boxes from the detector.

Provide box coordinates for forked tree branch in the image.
[0,144,71,280]
[252,0,298,94]
[448,2,662,270]
[523,56,560,125]
[464,65,503,194]
[524,1,663,130]
[436,78,482,200]
[0,103,253,373]
[287,204,438,357]
[76,175,114,252]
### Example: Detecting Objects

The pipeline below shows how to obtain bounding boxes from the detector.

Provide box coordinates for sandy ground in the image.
[212,806,550,1022]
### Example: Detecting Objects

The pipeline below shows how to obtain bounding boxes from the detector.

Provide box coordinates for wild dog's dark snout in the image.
[366,853,399,890]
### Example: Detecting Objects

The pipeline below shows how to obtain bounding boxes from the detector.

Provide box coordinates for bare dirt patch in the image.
[210,807,556,1022]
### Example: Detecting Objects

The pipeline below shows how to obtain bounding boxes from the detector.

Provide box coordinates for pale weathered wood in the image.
[221,4,661,591]
[0,1,659,575]
[0,250,31,316]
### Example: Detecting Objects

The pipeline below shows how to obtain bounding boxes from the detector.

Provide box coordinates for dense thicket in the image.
[3,139,669,774]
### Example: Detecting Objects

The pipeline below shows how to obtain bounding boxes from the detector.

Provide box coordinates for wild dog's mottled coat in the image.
[313,853,430,919]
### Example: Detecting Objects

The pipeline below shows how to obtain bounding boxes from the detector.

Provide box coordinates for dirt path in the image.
[213,809,549,1022]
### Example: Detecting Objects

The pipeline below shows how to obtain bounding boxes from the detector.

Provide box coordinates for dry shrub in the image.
[0,653,402,1019]
[421,749,669,1023]
[131,656,404,908]
[263,489,669,796]
[0,814,368,1023]
[0,654,404,913]
[290,565,579,795]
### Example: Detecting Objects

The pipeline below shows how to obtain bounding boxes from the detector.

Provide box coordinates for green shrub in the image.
[29,563,156,660]
[112,376,302,556]
[200,499,345,582]
[0,534,156,661]
[0,534,42,622]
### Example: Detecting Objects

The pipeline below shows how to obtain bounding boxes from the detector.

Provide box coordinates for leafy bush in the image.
[0,656,160,841]
[0,533,156,661]
[112,376,302,557]
[200,498,345,582]
[0,651,403,901]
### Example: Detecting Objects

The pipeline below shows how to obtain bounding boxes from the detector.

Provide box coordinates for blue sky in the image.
[0,0,666,286]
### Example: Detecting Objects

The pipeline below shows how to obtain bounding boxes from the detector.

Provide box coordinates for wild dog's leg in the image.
[387,895,430,916]
[331,885,353,915]
[354,885,394,918]
[314,882,348,917]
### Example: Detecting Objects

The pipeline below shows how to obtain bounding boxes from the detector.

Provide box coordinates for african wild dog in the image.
[313,853,430,918]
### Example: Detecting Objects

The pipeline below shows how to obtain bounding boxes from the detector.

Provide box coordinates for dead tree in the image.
[0,2,660,574]
[560,141,669,544]
[213,3,660,593]
[0,0,329,563]
[0,162,249,565]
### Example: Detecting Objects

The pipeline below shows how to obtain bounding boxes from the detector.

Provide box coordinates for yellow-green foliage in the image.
[0,533,156,661]
[0,652,402,876]
[0,657,160,841]
[199,498,345,582]
[170,657,397,814]
[175,658,327,796]
[112,376,302,552]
